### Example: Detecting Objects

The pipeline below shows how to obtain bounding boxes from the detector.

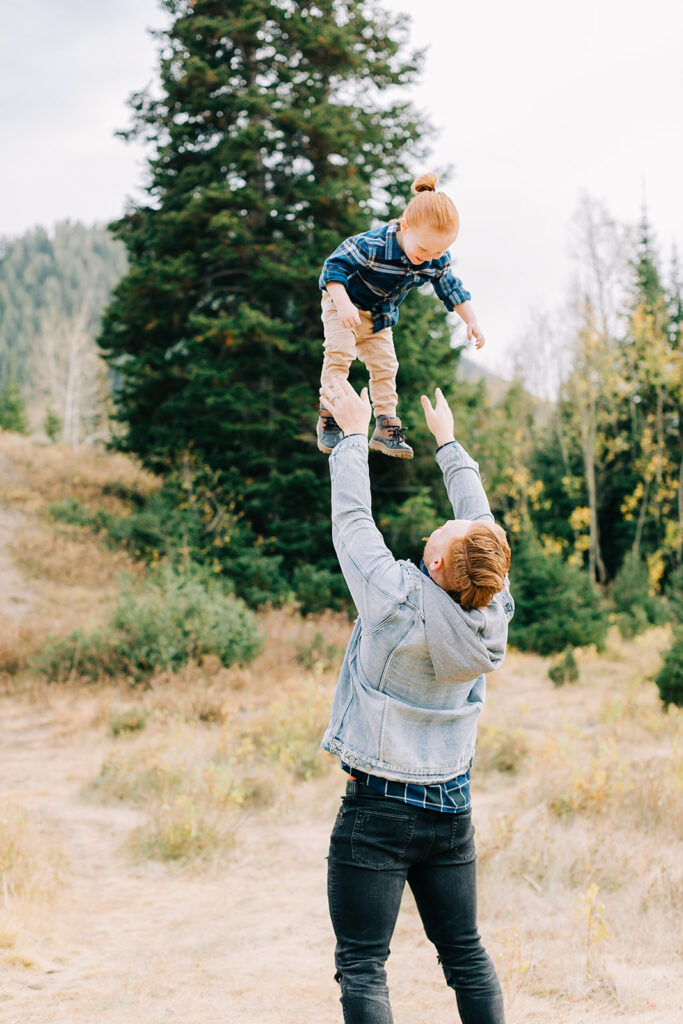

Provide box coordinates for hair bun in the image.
[412,172,438,194]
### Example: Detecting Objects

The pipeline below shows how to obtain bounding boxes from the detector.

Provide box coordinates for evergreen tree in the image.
[98,0,464,585]
[508,530,609,656]
[655,626,683,708]
[0,380,29,434]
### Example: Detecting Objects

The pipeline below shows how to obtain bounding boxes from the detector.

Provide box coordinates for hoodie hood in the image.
[422,575,509,685]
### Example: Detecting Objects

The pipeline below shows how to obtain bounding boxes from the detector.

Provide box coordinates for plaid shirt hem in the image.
[341,763,471,814]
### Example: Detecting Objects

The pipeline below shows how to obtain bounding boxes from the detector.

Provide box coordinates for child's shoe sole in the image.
[369,438,414,459]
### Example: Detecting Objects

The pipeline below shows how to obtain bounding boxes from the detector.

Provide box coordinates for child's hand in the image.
[468,323,485,349]
[321,379,371,437]
[337,300,362,330]
[326,282,361,329]
[420,388,455,447]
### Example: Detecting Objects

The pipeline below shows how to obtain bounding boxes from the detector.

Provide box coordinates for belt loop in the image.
[347,778,359,797]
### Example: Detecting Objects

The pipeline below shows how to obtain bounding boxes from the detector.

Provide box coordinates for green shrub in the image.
[48,490,292,609]
[615,606,649,639]
[613,549,669,637]
[33,567,263,683]
[298,631,344,672]
[508,531,609,656]
[548,648,580,686]
[291,564,351,616]
[0,380,29,434]
[655,627,683,708]
[43,407,62,442]
[111,707,148,736]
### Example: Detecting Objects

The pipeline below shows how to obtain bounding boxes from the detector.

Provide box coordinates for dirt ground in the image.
[0,459,681,1023]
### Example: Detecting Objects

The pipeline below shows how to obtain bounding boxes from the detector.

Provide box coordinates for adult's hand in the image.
[321,379,371,437]
[420,388,455,447]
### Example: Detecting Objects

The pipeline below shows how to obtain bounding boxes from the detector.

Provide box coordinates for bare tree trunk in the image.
[677,459,683,571]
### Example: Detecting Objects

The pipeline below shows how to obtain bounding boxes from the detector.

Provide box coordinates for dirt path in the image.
[0,695,471,1024]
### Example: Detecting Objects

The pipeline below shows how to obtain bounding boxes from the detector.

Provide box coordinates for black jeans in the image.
[327,780,505,1024]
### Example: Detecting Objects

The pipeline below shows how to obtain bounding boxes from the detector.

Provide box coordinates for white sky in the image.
[1,0,681,376]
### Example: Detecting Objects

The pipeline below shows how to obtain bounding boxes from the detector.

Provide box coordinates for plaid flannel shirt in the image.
[319,221,471,333]
[342,763,471,814]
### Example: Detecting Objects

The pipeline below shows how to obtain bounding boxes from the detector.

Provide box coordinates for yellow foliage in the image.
[569,506,591,531]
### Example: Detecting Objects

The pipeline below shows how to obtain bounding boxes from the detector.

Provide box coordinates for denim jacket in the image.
[320,436,514,784]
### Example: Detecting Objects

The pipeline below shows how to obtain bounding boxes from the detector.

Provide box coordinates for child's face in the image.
[398,219,458,265]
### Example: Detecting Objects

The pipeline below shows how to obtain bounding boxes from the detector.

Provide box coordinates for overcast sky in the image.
[1,0,681,375]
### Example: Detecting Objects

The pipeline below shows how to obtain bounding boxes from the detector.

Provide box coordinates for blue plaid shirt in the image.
[319,221,471,333]
[342,763,471,814]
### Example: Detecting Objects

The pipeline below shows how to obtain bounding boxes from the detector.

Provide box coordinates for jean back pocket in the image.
[351,808,415,870]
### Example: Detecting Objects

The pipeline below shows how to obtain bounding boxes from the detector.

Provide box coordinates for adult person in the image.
[319,379,514,1024]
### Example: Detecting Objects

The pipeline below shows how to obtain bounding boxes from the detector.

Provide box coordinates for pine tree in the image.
[98,0,463,585]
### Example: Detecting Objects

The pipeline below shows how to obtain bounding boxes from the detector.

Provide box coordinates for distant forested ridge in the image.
[0,221,126,441]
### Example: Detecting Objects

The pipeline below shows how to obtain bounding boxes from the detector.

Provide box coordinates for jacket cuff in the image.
[329,434,369,478]
[435,439,479,473]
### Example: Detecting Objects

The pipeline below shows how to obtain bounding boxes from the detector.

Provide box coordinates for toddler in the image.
[317,172,484,458]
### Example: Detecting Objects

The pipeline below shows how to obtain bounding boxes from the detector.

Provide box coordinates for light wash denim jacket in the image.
[320,436,514,784]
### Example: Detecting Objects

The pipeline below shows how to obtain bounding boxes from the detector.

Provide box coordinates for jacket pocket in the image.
[351,808,415,870]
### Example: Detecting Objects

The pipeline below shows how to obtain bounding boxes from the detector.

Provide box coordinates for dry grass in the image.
[474,628,682,1020]
[87,663,337,862]
[12,521,141,587]
[0,802,67,904]
[0,432,158,518]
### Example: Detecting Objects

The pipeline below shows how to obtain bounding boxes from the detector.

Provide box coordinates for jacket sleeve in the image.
[329,435,408,627]
[436,441,515,622]
[435,441,494,522]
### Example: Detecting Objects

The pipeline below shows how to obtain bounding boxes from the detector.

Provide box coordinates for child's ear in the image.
[398,217,408,232]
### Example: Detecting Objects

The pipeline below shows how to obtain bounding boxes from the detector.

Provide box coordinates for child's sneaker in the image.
[317,408,343,454]
[369,416,413,459]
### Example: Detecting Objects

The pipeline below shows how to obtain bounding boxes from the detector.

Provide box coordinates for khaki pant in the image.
[320,290,399,417]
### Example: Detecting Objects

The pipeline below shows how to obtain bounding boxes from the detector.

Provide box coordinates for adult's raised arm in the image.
[323,380,408,628]
[421,388,494,524]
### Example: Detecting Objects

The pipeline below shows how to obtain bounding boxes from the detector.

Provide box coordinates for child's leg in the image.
[320,290,358,393]
[355,317,412,458]
[354,316,399,418]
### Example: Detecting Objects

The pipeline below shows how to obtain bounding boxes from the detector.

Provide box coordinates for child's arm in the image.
[326,282,361,329]
[320,235,373,329]
[432,261,485,349]
[452,299,485,350]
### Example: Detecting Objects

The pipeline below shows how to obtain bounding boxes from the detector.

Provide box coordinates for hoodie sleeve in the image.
[329,435,408,628]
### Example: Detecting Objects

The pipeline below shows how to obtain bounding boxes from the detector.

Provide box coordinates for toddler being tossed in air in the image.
[317,173,484,459]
